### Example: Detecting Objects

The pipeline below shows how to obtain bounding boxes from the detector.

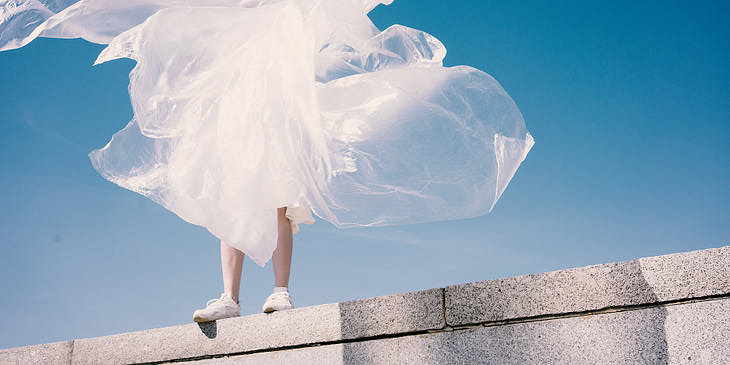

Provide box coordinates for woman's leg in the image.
[221,241,245,304]
[273,207,293,288]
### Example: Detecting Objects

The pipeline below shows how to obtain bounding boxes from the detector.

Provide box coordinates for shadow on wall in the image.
[338,260,669,363]
[198,321,217,339]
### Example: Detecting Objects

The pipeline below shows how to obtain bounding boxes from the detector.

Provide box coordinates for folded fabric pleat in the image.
[1,0,533,266]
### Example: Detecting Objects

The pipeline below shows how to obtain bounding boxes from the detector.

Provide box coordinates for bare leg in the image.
[273,207,293,288]
[221,241,244,304]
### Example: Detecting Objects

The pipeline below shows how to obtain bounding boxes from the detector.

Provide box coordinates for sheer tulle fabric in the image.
[1,0,534,266]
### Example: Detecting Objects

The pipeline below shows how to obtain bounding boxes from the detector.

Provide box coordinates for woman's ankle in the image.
[223,291,239,304]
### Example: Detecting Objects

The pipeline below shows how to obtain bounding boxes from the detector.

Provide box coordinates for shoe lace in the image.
[206,298,222,307]
[206,293,233,308]
[269,291,293,304]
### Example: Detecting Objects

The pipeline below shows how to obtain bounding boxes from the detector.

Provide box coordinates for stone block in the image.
[191,298,729,364]
[0,341,72,365]
[638,245,730,301]
[445,246,729,326]
[338,287,444,339]
[70,288,444,364]
[71,303,342,364]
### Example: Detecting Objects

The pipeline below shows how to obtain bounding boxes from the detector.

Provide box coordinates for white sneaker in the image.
[193,292,241,322]
[262,290,294,313]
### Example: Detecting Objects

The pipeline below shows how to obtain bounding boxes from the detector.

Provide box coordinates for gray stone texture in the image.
[637,246,730,301]
[3,246,728,364]
[0,341,72,365]
[338,288,444,339]
[70,288,443,364]
[185,298,729,364]
[178,345,345,365]
[71,303,341,364]
[445,246,730,326]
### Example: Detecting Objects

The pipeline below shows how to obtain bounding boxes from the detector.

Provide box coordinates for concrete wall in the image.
[2,246,728,364]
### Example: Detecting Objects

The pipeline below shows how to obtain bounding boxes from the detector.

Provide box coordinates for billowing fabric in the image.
[1,0,534,266]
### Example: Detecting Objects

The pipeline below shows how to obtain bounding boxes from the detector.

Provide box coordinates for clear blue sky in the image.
[1,0,728,349]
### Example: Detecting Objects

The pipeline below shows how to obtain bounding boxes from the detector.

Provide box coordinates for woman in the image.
[1,0,534,322]
[193,207,299,322]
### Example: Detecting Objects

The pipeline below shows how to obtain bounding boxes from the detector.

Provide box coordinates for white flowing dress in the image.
[1,0,534,266]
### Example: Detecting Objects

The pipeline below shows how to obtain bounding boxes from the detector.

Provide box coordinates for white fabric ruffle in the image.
[1,0,534,266]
